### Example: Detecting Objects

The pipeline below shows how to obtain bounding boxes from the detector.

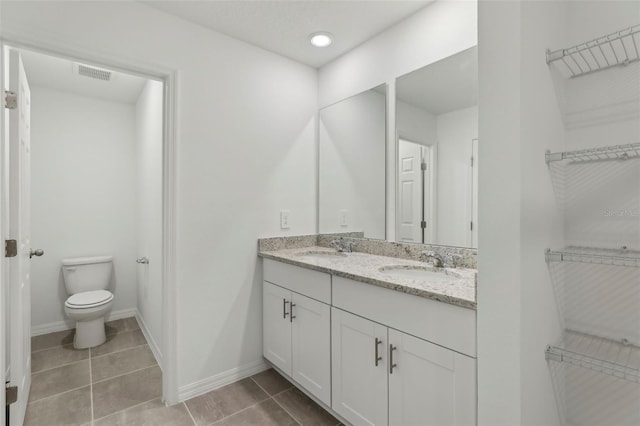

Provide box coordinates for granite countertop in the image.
[259,246,476,310]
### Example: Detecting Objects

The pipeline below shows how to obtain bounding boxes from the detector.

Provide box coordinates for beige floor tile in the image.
[105,317,140,336]
[250,369,293,396]
[31,329,75,352]
[94,398,194,426]
[211,399,298,426]
[31,344,89,373]
[92,365,163,419]
[24,386,91,426]
[185,378,269,426]
[29,360,90,402]
[92,345,157,382]
[273,387,340,426]
[91,329,148,357]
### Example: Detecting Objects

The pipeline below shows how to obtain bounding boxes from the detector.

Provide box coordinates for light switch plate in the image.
[280,210,291,229]
[340,209,348,227]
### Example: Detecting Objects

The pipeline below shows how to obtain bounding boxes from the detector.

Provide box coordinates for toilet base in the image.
[74,317,107,349]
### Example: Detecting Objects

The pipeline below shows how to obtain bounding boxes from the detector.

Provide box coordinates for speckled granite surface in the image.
[317,235,477,269]
[259,245,477,310]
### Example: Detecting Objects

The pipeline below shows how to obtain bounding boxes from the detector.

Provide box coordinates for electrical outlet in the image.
[280,210,291,229]
[340,209,348,227]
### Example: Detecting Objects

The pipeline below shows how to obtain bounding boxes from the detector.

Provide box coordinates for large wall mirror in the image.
[396,46,478,248]
[319,84,387,240]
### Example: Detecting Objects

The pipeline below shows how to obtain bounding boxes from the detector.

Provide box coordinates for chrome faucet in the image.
[331,239,355,253]
[422,250,463,268]
[422,251,444,268]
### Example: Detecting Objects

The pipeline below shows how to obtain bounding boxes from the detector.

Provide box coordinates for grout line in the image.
[31,356,90,375]
[183,401,198,426]
[270,395,303,426]
[91,363,159,386]
[26,382,91,405]
[206,398,272,426]
[91,396,159,423]
[89,347,94,425]
[90,343,149,360]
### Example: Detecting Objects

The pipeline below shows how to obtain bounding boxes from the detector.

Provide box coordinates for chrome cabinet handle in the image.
[283,299,289,319]
[29,249,44,258]
[390,344,398,374]
[375,337,382,366]
[290,303,296,322]
[136,257,149,264]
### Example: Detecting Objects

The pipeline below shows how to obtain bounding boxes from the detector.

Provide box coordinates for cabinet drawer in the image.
[263,259,331,304]
[333,276,476,357]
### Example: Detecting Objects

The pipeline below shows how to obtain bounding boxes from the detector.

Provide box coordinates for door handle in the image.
[29,249,44,258]
[290,303,296,322]
[390,344,398,374]
[283,299,289,319]
[136,257,149,264]
[375,337,382,366]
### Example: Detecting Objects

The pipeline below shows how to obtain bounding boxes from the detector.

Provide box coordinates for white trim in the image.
[135,310,163,370]
[177,360,269,402]
[0,37,179,406]
[30,308,138,336]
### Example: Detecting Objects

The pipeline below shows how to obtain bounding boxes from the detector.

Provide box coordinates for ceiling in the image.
[20,50,149,104]
[142,0,434,68]
[396,46,478,115]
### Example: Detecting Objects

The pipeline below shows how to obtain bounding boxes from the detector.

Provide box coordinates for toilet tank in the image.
[62,255,113,295]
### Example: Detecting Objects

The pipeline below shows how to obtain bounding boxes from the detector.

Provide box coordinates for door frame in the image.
[0,39,180,406]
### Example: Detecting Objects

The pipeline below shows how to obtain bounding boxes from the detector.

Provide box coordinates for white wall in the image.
[319,89,386,239]
[1,0,317,397]
[436,106,477,247]
[319,0,477,241]
[30,86,138,331]
[135,80,163,363]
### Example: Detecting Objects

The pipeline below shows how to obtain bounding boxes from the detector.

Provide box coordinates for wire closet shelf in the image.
[545,142,640,163]
[546,331,640,384]
[546,24,640,77]
[545,246,640,268]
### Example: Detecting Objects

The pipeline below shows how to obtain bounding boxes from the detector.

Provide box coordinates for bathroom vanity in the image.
[259,236,477,426]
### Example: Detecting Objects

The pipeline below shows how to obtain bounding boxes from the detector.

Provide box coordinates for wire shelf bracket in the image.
[545,247,640,268]
[545,331,640,383]
[546,24,640,78]
[545,142,640,163]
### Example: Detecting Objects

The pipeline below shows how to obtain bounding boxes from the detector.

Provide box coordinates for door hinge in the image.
[470,221,474,231]
[421,162,427,171]
[420,221,427,229]
[471,156,474,167]
[5,239,17,258]
[4,91,17,110]
[5,385,17,405]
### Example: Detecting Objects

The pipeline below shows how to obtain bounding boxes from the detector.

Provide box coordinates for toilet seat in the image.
[65,290,113,309]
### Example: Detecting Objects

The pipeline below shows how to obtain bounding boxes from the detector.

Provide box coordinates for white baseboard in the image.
[178,359,269,401]
[31,308,138,336]
[135,311,163,370]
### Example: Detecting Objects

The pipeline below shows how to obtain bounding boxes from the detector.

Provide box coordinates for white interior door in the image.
[7,48,32,426]
[398,140,424,243]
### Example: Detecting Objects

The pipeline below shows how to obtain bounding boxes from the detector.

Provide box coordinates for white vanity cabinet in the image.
[332,276,476,426]
[262,259,331,406]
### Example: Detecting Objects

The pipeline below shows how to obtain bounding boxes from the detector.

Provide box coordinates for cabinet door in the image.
[388,329,476,426]
[263,281,292,374]
[291,293,331,406]
[332,308,388,426]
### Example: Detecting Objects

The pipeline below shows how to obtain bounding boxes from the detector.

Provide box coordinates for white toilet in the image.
[62,255,114,349]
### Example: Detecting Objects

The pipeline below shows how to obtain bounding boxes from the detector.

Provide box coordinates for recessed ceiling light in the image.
[309,32,333,48]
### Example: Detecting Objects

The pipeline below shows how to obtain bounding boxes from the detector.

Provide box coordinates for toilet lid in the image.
[65,290,113,308]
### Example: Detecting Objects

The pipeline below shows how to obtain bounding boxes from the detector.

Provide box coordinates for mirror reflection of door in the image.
[398,139,434,244]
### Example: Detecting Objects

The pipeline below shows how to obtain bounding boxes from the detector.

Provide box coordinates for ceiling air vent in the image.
[77,64,112,81]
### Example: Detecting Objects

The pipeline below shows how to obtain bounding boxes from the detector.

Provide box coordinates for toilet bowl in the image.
[62,256,114,349]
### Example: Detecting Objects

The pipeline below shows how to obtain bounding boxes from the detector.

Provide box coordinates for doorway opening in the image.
[2,44,177,425]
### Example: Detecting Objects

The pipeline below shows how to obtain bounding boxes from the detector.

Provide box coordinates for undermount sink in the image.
[378,265,462,282]
[296,250,348,261]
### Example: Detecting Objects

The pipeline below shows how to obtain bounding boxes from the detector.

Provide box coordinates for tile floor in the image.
[26,317,341,426]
